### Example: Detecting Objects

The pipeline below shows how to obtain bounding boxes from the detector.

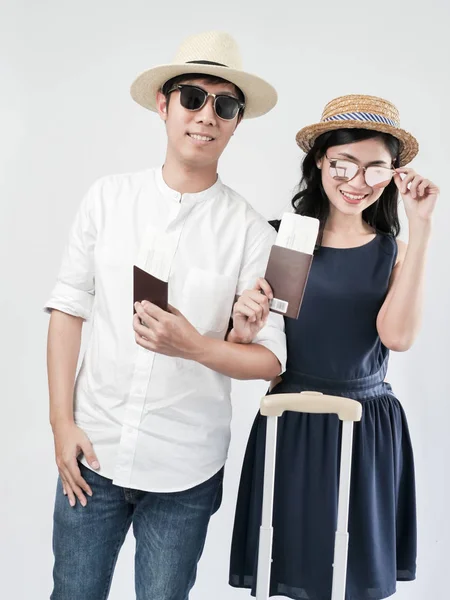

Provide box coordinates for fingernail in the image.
[91,461,100,470]
[70,500,75,507]
[81,500,87,508]
[134,302,139,309]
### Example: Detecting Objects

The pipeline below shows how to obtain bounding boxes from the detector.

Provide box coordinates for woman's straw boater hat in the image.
[130,31,277,119]
[295,94,419,166]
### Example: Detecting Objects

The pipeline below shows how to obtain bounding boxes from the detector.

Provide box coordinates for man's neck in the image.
[161,155,218,195]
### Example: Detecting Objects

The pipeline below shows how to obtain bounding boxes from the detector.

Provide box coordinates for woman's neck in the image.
[321,208,376,248]
[325,207,373,236]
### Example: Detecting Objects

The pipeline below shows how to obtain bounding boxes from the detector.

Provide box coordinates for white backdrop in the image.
[1,1,449,598]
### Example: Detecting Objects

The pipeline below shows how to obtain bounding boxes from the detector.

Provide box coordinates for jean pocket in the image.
[211,474,224,515]
[168,467,224,514]
[77,460,105,485]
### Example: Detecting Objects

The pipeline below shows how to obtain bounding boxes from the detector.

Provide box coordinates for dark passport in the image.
[264,245,313,319]
[133,265,168,313]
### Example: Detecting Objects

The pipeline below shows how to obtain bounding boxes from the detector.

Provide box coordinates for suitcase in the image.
[256,391,362,600]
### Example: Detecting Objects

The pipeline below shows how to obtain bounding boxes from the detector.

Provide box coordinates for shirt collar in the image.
[155,166,223,204]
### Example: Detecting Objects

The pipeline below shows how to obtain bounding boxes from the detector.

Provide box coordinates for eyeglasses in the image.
[166,84,245,121]
[325,155,396,189]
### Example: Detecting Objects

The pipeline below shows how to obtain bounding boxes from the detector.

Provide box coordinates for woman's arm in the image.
[376,168,439,351]
[376,224,431,351]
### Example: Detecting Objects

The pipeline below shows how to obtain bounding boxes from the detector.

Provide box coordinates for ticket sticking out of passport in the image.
[264,213,319,319]
[133,265,168,313]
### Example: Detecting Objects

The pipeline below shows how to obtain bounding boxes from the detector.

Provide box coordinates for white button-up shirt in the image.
[45,167,286,492]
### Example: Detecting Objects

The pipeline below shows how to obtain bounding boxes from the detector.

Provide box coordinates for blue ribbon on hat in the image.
[323,112,398,127]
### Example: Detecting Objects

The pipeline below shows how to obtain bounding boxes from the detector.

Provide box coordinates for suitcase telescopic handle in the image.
[256,390,361,600]
[260,391,362,422]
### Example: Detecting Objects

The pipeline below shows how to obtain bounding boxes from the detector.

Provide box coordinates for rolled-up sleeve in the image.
[237,222,287,374]
[44,181,99,320]
[252,312,286,374]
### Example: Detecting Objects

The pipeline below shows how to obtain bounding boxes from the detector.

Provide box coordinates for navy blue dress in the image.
[229,233,417,600]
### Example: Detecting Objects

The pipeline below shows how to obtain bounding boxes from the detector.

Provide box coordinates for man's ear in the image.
[156,91,168,121]
[233,113,244,132]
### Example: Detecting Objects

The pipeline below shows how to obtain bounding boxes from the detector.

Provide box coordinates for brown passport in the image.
[133,265,168,313]
[264,245,313,319]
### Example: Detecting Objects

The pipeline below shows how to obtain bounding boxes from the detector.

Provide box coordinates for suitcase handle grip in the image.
[260,391,362,422]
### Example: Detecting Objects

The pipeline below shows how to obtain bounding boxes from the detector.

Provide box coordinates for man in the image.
[45,30,286,599]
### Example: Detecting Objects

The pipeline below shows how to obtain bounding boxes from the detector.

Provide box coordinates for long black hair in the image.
[292,128,401,240]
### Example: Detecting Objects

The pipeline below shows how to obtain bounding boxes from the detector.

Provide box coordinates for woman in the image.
[228,95,439,599]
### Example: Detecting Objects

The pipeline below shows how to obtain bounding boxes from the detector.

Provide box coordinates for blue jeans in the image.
[51,462,223,600]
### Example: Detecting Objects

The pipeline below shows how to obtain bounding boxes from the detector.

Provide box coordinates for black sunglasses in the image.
[166,84,245,121]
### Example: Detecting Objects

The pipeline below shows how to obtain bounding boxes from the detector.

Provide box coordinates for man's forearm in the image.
[47,310,84,429]
[192,336,281,381]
